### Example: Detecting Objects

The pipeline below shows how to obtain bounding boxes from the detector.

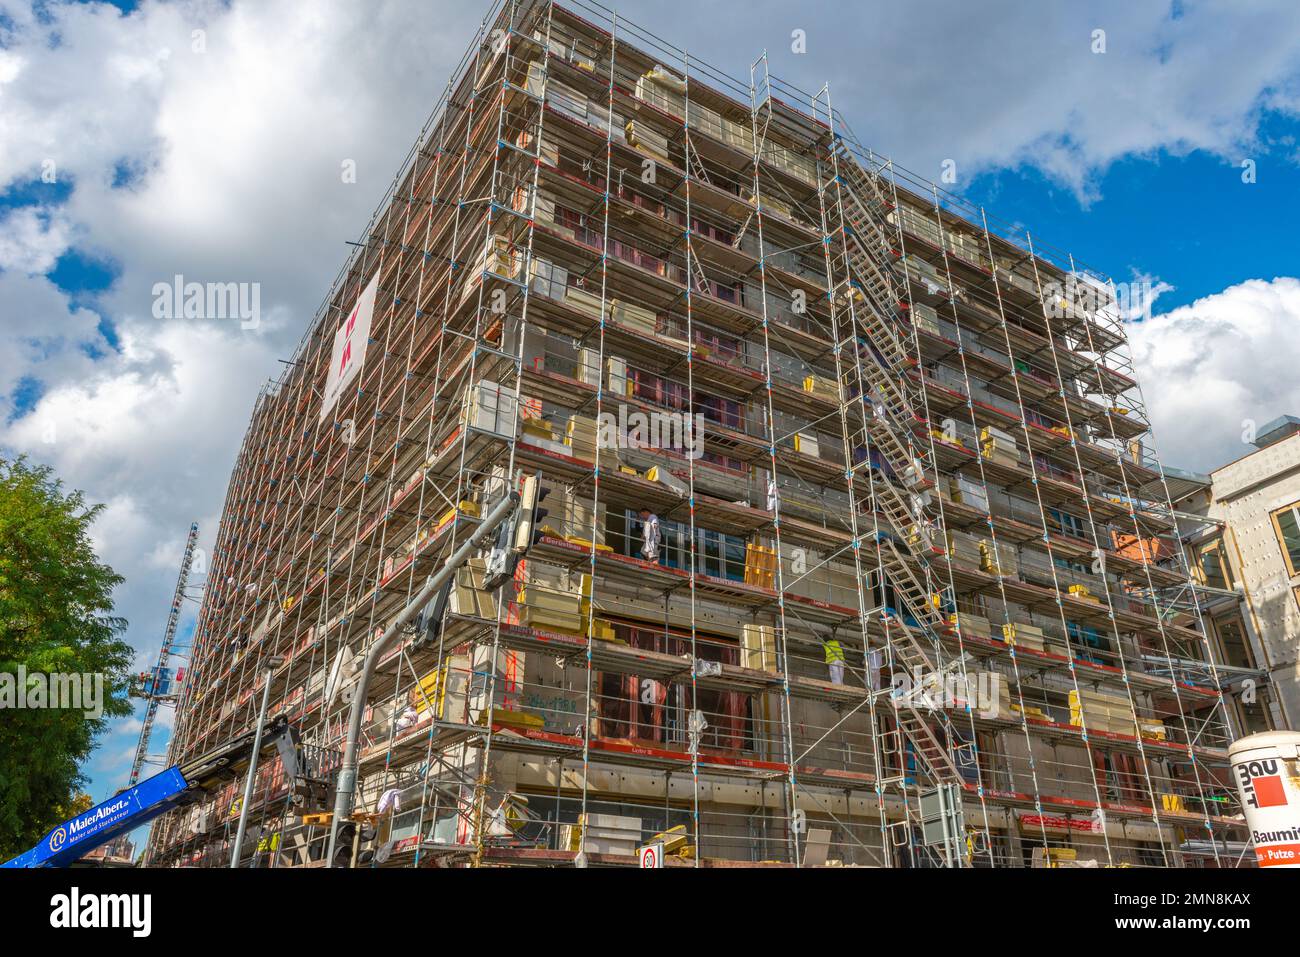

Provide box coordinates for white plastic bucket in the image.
[1229,730,1300,868]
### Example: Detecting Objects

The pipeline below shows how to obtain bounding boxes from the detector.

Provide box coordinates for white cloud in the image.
[605,0,1300,201]
[8,319,272,484]
[1118,270,1176,322]
[0,206,73,273]
[0,271,106,406]
[0,0,480,800]
[1128,276,1300,472]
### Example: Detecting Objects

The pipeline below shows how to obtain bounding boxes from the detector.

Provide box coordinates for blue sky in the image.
[966,143,1299,315]
[2,0,1300,813]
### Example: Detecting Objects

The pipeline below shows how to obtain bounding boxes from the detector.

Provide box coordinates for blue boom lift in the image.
[3,716,299,868]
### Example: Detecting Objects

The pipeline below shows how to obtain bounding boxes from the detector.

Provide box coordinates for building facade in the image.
[150,0,1246,868]
[1173,416,1300,733]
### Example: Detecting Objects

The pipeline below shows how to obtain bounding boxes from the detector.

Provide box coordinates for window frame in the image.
[1194,537,1235,590]
[594,619,751,751]
[1269,501,1300,577]
[1212,614,1255,670]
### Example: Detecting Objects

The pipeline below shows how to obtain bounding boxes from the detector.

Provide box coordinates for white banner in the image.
[320,270,380,422]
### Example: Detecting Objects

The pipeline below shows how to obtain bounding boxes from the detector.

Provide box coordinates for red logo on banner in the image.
[1254,775,1288,808]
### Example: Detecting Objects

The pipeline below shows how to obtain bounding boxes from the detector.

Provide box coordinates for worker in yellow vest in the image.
[824,639,846,685]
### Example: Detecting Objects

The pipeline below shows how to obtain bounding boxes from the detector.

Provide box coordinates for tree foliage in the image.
[0,456,132,858]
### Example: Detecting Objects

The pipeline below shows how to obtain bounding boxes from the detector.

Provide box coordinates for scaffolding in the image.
[149,0,1246,869]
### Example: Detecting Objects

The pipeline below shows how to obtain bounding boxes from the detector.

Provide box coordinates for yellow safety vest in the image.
[824,640,845,664]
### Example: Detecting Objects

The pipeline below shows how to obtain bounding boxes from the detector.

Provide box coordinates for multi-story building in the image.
[150,0,1247,868]
[1170,415,1300,733]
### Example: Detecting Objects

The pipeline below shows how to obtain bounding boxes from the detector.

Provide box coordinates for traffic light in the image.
[332,820,378,867]
[332,822,357,867]
[411,578,454,650]
[513,472,549,554]
[483,472,549,591]
[482,514,517,592]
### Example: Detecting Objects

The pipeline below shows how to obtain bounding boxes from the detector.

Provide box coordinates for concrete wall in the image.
[1209,431,1300,725]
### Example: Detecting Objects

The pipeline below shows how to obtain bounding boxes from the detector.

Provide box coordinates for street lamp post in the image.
[229,654,284,868]
[326,490,520,867]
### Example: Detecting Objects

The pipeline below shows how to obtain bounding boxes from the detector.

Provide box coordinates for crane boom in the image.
[128,522,199,787]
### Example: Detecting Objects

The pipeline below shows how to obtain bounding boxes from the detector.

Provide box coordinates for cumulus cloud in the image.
[0,206,74,273]
[0,272,107,409]
[0,0,479,795]
[614,0,1300,202]
[1128,277,1300,472]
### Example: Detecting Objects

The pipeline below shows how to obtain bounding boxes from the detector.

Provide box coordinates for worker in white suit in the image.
[638,508,661,563]
[394,704,418,733]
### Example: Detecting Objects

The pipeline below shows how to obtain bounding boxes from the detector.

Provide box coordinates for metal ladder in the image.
[823,142,980,787]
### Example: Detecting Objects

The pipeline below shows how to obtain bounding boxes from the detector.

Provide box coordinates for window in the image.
[1238,693,1274,735]
[693,326,741,363]
[706,279,740,304]
[621,510,746,583]
[555,204,590,241]
[1052,555,1091,576]
[1271,502,1300,576]
[695,394,744,431]
[1048,508,1087,539]
[701,450,745,474]
[628,368,689,412]
[1095,751,1147,804]
[1066,620,1109,662]
[1214,616,1254,670]
[697,529,746,581]
[616,180,665,218]
[690,216,734,247]
[1195,539,1235,590]
[594,621,751,750]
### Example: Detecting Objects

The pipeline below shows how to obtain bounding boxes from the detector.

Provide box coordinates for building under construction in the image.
[149,0,1249,868]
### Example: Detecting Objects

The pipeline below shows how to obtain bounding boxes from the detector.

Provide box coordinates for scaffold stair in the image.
[824,141,982,788]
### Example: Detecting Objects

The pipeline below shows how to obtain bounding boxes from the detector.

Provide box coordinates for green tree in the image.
[0,456,133,858]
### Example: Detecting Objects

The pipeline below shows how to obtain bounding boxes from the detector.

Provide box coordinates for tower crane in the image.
[127,522,199,788]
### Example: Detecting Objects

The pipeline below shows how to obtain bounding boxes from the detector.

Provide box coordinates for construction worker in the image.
[394,704,418,733]
[867,647,883,691]
[824,639,846,685]
[637,507,661,563]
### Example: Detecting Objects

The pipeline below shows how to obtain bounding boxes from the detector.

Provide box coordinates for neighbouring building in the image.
[1170,415,1300,733]
[148,0,1247,869]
